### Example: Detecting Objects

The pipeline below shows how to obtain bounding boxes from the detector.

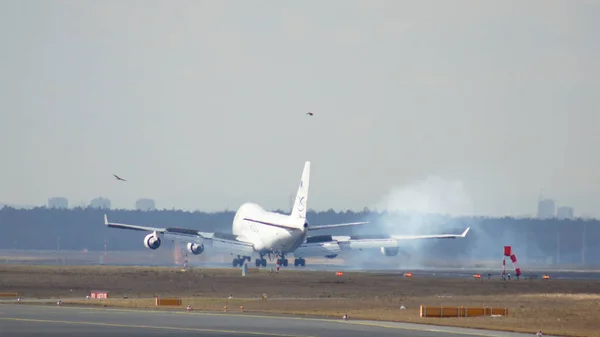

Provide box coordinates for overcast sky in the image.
[1,1,599,217]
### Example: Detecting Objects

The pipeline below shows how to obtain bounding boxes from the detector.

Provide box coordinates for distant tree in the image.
[0,207,599,265]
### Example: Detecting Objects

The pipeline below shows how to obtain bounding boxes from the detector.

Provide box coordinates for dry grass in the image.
[1,264,599,337]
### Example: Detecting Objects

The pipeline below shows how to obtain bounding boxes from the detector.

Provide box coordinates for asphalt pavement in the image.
[0,303,553,337]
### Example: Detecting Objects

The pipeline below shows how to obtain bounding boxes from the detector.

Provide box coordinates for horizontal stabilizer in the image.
[308,221,369,231]
[243,218,304,231]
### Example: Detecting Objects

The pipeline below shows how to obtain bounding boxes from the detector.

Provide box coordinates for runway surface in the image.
[184,263,600,280]
[3,248,599,280]
[0,304,551,337]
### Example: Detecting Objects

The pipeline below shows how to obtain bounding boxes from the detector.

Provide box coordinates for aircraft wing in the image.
[104,214,168,232]
[292,227,470,258]
[103,214,255,256]
[391,227,471,240]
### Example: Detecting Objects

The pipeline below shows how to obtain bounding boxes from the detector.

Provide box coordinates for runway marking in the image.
[345,321,509,337]
[2,304,513,337]
[0,317,314,337]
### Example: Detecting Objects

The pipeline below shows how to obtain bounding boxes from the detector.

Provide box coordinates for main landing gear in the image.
[276,255,289,267]
[232,253,306,268]
[232,255,251,267]
[254,254,267,267]
[277,253,306,267]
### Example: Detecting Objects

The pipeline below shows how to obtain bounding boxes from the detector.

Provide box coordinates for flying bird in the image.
[113,174,127,182]
[306,112,313,116]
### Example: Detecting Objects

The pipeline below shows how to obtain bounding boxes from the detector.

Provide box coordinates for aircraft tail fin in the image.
[290,161,310,224]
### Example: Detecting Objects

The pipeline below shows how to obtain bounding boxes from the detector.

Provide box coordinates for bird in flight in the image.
[113,174,127,182]
[306,112,313,116]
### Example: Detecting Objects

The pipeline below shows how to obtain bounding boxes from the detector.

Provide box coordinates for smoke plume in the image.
[374,175,474,218]
[342,174,545,273]
[346,175,480,271]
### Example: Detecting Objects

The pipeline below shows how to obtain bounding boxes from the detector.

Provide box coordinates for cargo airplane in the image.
[104,161,470,268]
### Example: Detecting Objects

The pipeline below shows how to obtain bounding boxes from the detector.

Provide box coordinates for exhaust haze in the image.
[344,175,544,271]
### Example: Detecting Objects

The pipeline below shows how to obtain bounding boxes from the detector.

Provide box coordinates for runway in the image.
[0,304,550,337]
[185,263,600,280]
[3,248,599,280]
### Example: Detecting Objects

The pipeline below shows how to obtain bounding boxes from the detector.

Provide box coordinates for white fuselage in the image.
[231,203,307,254]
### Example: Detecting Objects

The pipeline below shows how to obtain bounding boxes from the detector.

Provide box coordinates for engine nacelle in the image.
[380,246,399,257]
[186,243,204,255]
[143,233,161,250]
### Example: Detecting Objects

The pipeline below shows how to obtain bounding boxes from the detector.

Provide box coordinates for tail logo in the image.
[297,196,305,213]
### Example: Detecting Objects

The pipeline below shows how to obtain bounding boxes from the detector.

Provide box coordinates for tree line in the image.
[1,206,599,265]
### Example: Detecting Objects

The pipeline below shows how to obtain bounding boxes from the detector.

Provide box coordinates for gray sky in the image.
[1,0,599,217]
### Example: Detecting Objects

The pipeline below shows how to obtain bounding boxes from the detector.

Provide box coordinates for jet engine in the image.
[186,243,204,255]
[143,233,161,250]
[380,246,399,256]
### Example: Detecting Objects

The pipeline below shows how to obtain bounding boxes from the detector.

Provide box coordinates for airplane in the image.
[104,161,470,268]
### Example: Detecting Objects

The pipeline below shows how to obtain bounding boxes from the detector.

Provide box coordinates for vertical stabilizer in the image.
[290,161,310,223]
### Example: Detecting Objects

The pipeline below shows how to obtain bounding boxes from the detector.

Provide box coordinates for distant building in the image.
[48,197,68,209]
[537,198,555,219]
[135,198,156,211]
[556,206,574,220]
[89,197,111,210]
[579,213,596,220]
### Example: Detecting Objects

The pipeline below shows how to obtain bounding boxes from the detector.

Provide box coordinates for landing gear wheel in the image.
[282,259,288,267]
[294,258,305,267]
[233,257,246,267]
